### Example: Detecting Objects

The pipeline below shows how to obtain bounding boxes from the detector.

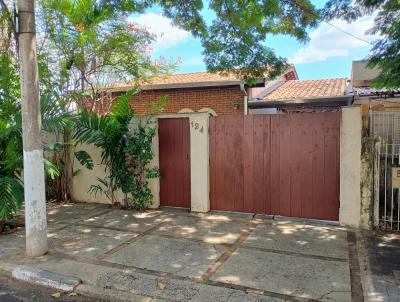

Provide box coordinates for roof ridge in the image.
[150,71,218,77]
[284,78,349,82]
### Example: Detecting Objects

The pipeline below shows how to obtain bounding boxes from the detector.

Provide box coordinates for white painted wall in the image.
[71,117,157,206]
[70,113,210,213]
[71,143,117,204]
[339,106,362,227]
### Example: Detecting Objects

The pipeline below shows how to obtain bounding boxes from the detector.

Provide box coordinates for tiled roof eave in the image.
[105,79,266,92]
[258,94,351,103]
[249,95,353,109]
[353,87,400,97]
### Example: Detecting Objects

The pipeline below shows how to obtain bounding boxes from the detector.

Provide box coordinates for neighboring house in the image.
[352,60,400,111]
[352,60,400,141]
[80,67,298,116]
[248,78,353,114]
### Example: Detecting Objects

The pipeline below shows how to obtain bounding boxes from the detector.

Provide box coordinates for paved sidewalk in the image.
[358,230,400,302]
[0,203,360,302]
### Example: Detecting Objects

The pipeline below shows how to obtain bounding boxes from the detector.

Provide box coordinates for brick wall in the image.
[130,86,244,116]
[78,85,245,116]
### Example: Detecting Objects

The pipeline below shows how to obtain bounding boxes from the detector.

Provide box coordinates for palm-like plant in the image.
[0,52,93,228]
[0,52,23,228]
[0,111,24,227]
[0,94,64,224]
[74,91,164,210]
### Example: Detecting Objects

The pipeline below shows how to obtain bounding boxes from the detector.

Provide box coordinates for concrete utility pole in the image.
[17,0,48,257]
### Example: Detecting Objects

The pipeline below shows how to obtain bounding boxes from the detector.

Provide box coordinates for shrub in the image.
[75,91,165,210]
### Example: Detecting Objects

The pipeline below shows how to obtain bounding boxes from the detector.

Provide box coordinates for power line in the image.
[323,20,373,45]
[289,0,373,46]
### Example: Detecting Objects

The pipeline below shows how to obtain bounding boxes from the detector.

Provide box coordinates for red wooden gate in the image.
[209,112,340,221]
[158,118,191,208]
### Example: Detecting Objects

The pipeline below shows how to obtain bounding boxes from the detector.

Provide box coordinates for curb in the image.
[12,266,82,292]
[75,283,169,302]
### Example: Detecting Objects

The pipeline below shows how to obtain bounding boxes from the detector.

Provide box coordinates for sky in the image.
[131,0,377,80]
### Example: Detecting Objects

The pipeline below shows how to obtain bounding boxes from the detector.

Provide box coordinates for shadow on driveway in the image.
[0,203,360,302]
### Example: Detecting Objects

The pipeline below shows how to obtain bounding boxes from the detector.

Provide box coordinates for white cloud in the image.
[132,12,190,51]
[290,16,377,64]
[183,56,205,66]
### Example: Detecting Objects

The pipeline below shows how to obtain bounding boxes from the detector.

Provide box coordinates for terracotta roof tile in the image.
[263,78,348,100]
[143,72,240,85]
[107,72,244,91]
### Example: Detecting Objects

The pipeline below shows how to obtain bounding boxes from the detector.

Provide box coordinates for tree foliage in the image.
[203,0,318,82]
[40,0,320,84]
[323,0,400,88]
[41,0,169,94]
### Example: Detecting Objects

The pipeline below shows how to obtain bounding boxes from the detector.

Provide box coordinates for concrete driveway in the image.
[0,203,360,302]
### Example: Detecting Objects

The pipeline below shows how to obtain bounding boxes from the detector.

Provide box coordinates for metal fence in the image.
[370,110,400,147]
[370,110,400,230]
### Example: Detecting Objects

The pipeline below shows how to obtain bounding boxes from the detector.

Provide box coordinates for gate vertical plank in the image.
[335,112,340,219]
[165,119,173,205]
[312,114,325,219]
[263,115,271,214]
[225,116,236,211]
[243,116,254,212]
[279,115,292,217]
[170,120,177,206]
[290,114,303,218]
[175,119,184,206]
[301,114,314,218]
[253,115,265,213]
[215,117,226,210]
[270,115,281,215]
[234,116,245,212]
[323,112,340,220]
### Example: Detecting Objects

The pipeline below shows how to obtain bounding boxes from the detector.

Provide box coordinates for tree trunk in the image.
[18,0,48,257]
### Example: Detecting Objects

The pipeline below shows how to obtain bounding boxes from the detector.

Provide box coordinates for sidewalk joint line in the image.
[238,245,348,262]
[50,251,317,302]
[347,231,364,302]
[200,224,257,281]
[97,220,171,260]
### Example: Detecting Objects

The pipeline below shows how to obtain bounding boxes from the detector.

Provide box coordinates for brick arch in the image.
[198,107,217,116]
[178,108,194,114]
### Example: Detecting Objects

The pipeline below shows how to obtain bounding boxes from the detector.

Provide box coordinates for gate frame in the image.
[148,112,210,212]
[149,108,363,226]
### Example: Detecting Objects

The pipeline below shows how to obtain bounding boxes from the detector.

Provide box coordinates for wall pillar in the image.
[339,106,362,227]
[188,114,210,212]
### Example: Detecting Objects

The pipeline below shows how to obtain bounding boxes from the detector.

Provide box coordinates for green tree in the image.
[41,0,169,104]
[40,0,319,84]
[323,0,400,88]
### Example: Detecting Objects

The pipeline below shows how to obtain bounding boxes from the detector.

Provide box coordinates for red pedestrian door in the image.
[158,118,191,208]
